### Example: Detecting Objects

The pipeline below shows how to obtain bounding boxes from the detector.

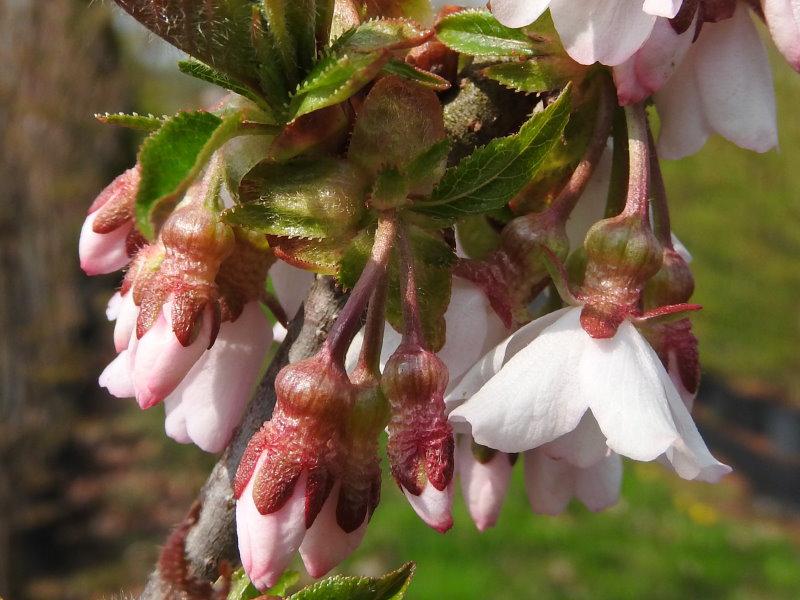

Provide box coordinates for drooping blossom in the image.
[763,0,800,72]
[79,165,140,275]
[614,4,777,158]
[489,0,683,66]
[456,435,514,530]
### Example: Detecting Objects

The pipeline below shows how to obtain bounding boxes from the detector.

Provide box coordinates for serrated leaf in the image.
[95,112,164,131]
[263,0,318,84]
[289,18,432,119]
[289,562,415,600]
[290,51,388,118]
[382,58,450,91]
[413,85,572,223]
[481,56,579,93]
[178,60,271,112]
[136,110,244,239]
[227,568,299,600]
[114,0,265,90]
[228,157,368,238]
[348,75,445,181]
[272,235,348,275]
[435,9,538,58]
[404,139,450,195]
[359,0,432,22]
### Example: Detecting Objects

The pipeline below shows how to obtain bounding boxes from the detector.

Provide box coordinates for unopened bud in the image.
[216,229,273,322]
[642,247,694,310]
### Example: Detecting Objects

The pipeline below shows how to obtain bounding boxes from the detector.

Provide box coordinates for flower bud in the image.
[216,229,273,322]
[381,342,454,532]
[642,247,695,310]
[457,435,514,532]
[764,0,800,72]
[580,214,663,337]
[79,166,140,275]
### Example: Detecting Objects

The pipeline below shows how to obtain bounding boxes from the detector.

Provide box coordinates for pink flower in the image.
[163,301,272,452]
[449,307,730,482]
[490,0,683,65]
[456,435,513,530]
[269,260,315,342]
[79,166,140,275]
[763,0,800,72]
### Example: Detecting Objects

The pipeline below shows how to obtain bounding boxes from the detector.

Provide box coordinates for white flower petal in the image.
[543,411,609,468]
[270,260,315,321]
[78,211,132,276]
[457,436,513,531]
[450,308,590,452]
[113,292,139,352]
[403,481,453,533]
[299,482,367,578]
[551,0,657,66]
[105,292,124,321]
[574,452,623,512]
[98,348,135,398]
[523,449,575,516]
[163,395,191,444]
[764,0,800,72]
[693,6,777,154]
[491,0,551,28]
[582,321,680,461]
[642,0,682,18]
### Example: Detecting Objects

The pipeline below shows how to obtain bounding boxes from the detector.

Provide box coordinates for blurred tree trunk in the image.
[0,0,130,596]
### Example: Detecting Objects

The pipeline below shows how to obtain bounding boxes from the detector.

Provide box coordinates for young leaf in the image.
[481,56,580,93]
[359,0,432,22]
[227,158,368,239]
[178,60,271,112]
[289,562,415,600]
[333,18,431,53]
[227,568,300,600]
[136,110,244,239]
[404,139,451,195]
[348,76,445,180]
[95,112,164,131]
[382,58,450,91]
[413,85,572,223]
[435,9,539,58]
[263,0,318,84]
[114,0,264,89]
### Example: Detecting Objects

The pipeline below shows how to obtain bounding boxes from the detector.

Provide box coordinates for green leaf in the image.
[405,139,451,195]
[382,58,450,91]
[178,60,271,112]
[290,51,388,119]
[263,0,318,84]
[226,158,368,239]
[481,56,579,93]
[95,112,164,131]
[435,9,538,58]
[289,562,415,600]
[115,0,265,90]
[413,85,572,223]
[289,19,432,119]
[371,168,409,210]
[227,568,299,600]
[456,215,501,259]
[135,110,244,239]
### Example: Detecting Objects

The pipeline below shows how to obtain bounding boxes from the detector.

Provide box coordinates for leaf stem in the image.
[323,212,397,365]
[397,220,425,348]
[352,276,388,383]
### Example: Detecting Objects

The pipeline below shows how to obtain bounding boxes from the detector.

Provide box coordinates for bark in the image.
[137,69,533,599]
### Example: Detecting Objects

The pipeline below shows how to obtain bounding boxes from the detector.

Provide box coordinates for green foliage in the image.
[227,568,300,599]
[95,112,164,131]
[435,9,539,58]
[226,157,369,238]
[404,140,451,196]
[178,60,272,112]
[289,562,415,600]
[481,56,577,93]
[135,110,244,239]
[456,215,501,259]
[413,85,572,223]
[382,58,450,91]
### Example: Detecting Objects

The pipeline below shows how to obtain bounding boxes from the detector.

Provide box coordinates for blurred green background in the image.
[1,2,798,599]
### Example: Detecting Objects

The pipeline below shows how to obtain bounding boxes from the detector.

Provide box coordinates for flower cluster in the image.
[80,0,798,591]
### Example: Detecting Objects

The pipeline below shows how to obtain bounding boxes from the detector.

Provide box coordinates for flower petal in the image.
[270,260,315,321]
[132,301,212,409]
[543,411,609,468]
[694,6,777,154]
[237,463,308,591]
[403,481,453,533]
[163,395,191,444]
[523,449,575,516]
[764,0,800,72]
[654,51,710,159]
[457,436,513,531]
[551,0,657,66]
[113,292,139,353]
[78,211,133,275]
[490,0,552,28]
[450,308,590,452]
[642,0,682,18]
[299,482,368,578]
[582,321,680,461]
[574,452,623,512]
[98,348,135,398]
[164,302,272,452]
[446,307,571,411]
